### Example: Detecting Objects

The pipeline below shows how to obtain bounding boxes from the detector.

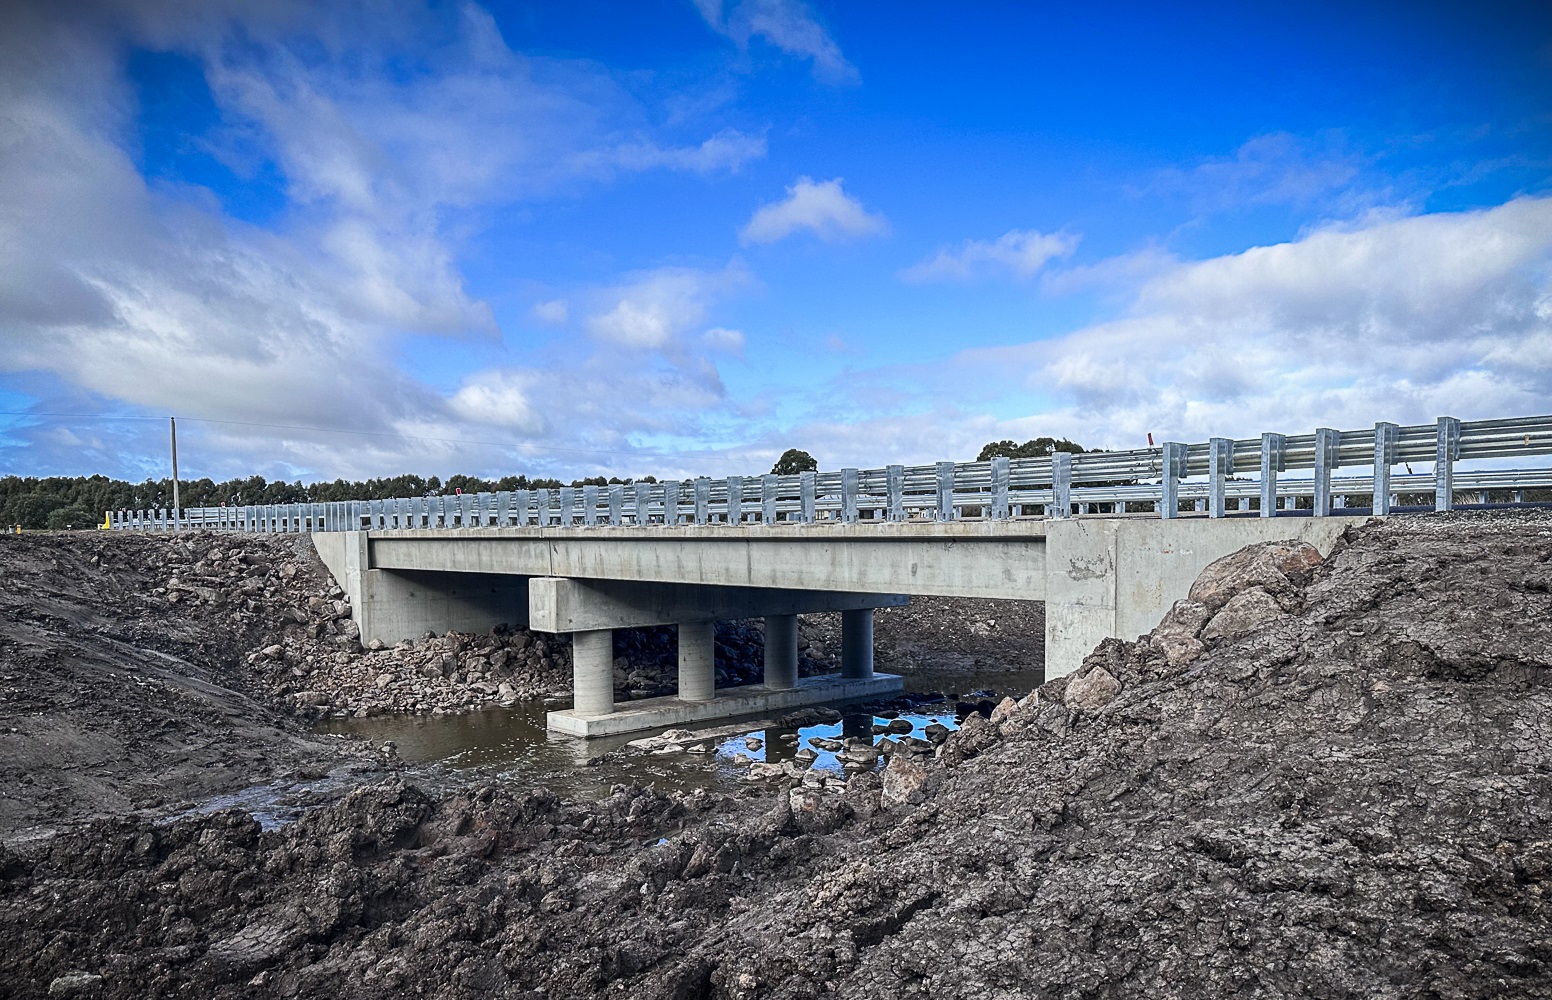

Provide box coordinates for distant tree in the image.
[771,448,818,476]
[47,505,98,530]
[976,437,1087,462]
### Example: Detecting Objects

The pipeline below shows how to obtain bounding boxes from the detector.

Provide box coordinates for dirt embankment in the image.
[0,531,387,839]
[1,512,1548,998]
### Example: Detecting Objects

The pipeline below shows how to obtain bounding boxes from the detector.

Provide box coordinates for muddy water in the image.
[317,667,1044,800]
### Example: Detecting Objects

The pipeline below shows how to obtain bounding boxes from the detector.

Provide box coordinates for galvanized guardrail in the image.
[108,414,1552,533]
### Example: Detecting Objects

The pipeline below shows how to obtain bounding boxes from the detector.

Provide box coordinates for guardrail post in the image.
[762,475,779,523]
[841,468,860,523]
[692,479,708,525]
[887,465,906,521]
[1259,433,1286,517]
[800,471,816,523]
[1160,443,1187,519]
[664,481,681,525]
[990,457,1009,520]
[1436,416,1461,511]
[1313,428,1339,516]
[1052,452,1072,519]
[532,488,548,526]
[608,485,623,525]
[634,482,652,525]
[935,462,955,521]
[725,476,743,524]
[1372,422,1398,514]
[582,485,599,526]
[491,492,506,527]
[1208,437,1232,518]
[555,487,572,526]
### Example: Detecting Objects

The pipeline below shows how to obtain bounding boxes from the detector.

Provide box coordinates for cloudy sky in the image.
[1,0,1549,483]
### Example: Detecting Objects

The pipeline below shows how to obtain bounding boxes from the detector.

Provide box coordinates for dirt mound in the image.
[0,531,388,839]
[3,512,1548,998]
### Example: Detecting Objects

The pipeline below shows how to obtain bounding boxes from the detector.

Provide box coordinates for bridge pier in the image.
[571,629,616,716]
[840,608,874,679]
[763,614,798,690]
[678,621,717,702]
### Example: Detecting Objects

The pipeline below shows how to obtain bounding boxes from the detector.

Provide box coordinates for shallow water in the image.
[316,667,1043,800]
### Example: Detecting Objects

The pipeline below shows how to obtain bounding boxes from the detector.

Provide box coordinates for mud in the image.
[3,512,1550,998]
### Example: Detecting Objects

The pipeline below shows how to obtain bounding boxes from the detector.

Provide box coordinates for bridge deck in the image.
[362,519,1051,601]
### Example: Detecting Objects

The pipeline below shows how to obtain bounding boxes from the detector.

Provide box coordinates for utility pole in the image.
[170,416,180,524]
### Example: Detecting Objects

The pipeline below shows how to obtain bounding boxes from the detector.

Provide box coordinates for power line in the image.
[0,410,673,462]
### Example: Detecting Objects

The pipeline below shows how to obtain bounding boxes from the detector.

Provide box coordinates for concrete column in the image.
[677,620,716,702]
[572,629,615,716]
[764,614,799,690]
[841,608,874,680]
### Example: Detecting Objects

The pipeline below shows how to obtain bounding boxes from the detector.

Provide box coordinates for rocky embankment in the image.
[2,511,1548,998]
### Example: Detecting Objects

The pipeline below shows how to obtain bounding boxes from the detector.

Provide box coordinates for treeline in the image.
[4,436,1090,530]
[0,472,662,530]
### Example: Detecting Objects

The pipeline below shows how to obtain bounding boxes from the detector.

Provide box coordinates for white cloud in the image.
[532,299,569,324]
[448,370,545,433]
[0,0,773,480]
[695,0,856,82]
[586,264,752,351]
[740,177,887,245]
[902,229,1078,283]
[702,326,746,354]
[1150,131,1379,217]
[955,196,1552,446]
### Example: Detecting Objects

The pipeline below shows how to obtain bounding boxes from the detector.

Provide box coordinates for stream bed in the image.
[316,667,1044,800]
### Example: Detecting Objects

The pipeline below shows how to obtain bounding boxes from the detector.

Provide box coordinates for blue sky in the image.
[1,0,1549,483]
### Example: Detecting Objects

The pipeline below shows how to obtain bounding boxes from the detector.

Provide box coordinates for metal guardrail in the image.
[107,414,1552,533]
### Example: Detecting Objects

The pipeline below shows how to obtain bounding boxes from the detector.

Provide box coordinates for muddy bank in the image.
[2,512,1549,998]
[0,529,1031,840]
[0,532,389,840]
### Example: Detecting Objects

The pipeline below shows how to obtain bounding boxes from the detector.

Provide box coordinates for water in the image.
[315,667,1043,800]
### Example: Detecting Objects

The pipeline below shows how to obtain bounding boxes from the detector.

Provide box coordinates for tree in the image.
[976,436,1087,462]
[771,448,818,476]
[47,505,99,530]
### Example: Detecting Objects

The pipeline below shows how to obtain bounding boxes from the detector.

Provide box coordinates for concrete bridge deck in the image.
[315,513,1367,736]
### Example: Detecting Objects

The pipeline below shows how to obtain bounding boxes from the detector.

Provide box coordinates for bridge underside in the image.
[314,514,1370,736]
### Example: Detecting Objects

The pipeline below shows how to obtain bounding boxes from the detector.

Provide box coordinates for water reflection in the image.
[318,667,1043,800]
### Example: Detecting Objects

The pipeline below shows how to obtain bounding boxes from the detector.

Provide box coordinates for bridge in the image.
[111,414,1552,736]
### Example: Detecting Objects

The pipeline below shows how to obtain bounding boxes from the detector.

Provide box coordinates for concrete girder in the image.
[527,577,906,634]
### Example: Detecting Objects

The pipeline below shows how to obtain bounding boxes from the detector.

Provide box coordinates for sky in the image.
[1,0,1549,484]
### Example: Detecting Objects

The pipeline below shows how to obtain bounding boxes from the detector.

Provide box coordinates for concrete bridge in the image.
[117,412,1552,737]
[312,515,1370,735]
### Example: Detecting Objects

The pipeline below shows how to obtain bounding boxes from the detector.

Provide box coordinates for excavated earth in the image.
[2,512,1551,998]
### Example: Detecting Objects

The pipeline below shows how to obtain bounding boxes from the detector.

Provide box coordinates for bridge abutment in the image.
[1040,514,1372,677]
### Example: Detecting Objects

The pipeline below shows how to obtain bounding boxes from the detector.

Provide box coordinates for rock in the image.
[1064,665,1121,710]
[923,723,951,744]
[810,737,844,753]
[989,696,1018,725]
[748,762,786,779]
[47,972,103,997]
[1200,586,1288,643]
[1188,541,1322,612]
[261,644,285,658]
[880,753,928,808]
[886,718,914,734]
